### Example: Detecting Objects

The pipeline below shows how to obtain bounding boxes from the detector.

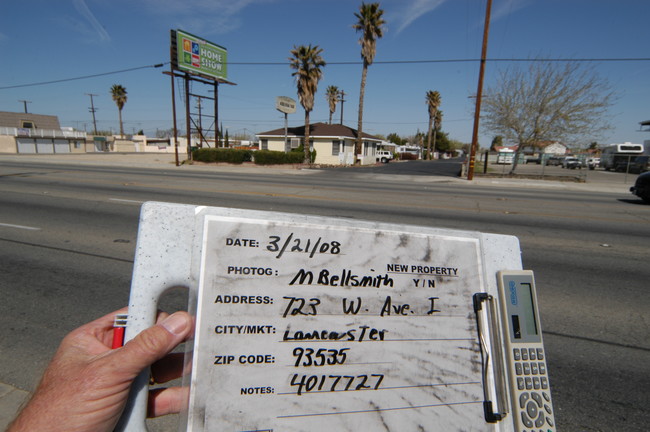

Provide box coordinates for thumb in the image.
[110,312,192,378]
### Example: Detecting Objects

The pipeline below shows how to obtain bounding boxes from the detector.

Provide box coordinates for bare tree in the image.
[481,61,615,173]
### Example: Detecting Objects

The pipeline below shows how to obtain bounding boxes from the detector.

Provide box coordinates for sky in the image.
[1,0,649,148]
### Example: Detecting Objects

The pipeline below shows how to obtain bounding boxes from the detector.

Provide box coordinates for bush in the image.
[398,152,418,160]
[254,150,304,165]
[192,148,252,164]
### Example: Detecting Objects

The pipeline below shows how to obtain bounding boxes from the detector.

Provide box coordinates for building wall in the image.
[0,135,16,153]
[262,136,370,165]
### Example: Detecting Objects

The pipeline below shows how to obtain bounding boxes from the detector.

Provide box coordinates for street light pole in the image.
[467,0,493,181]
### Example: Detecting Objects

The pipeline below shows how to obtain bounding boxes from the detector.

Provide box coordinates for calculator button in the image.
[533,377,541,389]
[519,392,530,408]
[536,348,544,360]
[531,392,543,406]
[539,362,546,374]
[521,412,534,428]
[526,401,539,419]
[547,416,555,427]
[514,348,521,360]
[525,378,533,389]
[529,348,537,360]
[545,404,553,415]
[535,411,546,427]
[517,378,525,390]
[531,363,538,375]
[516,363,523,375]
[541,377,549,389]
[523,363,531,375]
[522,350,529,360]
[542,392,551,402]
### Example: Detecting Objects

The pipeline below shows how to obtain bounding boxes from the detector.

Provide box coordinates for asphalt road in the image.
[0,158,648,431]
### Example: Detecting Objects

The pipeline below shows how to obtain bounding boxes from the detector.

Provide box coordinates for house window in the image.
[332,140,340,156]
[261,139,268,150]
[21,121,35,128]
[290,138,300,149]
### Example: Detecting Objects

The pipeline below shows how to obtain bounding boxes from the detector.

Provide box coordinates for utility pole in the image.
[339,90,346,125]
[18,100,31,113]
[467,0,493,181]
[86,93,98,135]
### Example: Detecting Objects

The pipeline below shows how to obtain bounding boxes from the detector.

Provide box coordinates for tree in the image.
[109,84,128,137]
[325,85,339,124]
[433,109,443,157]
[353,2,385,162]
[387,132,405,146]
[425,90,441,160]
[481,61,614,173]
[490,135,503,151]
[289,44,326,164]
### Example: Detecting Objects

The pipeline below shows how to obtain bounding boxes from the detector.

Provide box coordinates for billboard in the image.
[172,29,227,80]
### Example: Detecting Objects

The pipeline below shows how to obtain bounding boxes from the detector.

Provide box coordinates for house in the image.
[0,111,86,154]
[538,141,567,155]
[256,122,383,165]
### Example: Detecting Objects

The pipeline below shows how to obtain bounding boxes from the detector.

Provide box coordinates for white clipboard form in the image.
[116,202,555,432]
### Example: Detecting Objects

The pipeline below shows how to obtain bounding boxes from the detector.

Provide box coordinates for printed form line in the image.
[277,400,483,418]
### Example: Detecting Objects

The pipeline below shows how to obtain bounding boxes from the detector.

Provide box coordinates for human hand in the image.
[8,308,193,432]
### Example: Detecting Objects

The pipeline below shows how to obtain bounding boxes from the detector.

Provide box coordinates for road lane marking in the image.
[0,222,41,231]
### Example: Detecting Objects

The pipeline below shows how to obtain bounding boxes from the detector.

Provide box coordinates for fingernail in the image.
[161,313,188,335]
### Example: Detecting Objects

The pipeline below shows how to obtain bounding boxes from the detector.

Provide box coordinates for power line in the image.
[2,57,648,91]
[0,63,167,90]
[228,57,650,65]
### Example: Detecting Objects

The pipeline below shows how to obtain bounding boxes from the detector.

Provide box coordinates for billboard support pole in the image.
[185,73,192,160]
[214,81,219,147]
[170,64,179,167]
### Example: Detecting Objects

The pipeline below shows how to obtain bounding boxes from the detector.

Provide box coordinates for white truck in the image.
[376,150,394,163]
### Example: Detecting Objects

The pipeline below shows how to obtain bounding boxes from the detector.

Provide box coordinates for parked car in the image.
[630,171,650,203]
[375,150,394,163]
[562,156,583,169]
[587,157,600,170]
[546,156,563,166]
[525,155,542,164]
[628,155,650,174]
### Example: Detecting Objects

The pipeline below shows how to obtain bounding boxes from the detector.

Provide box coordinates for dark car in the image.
[630,171,650,203]
[546,156,563,166]
[628,155,650,174]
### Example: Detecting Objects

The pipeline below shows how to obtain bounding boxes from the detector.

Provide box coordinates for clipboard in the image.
[116,202,554,432]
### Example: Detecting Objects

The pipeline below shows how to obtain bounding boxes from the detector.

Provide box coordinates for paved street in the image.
[0,154,648,431]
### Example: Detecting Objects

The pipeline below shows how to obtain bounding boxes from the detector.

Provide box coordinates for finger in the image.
[107,312,192,378]
[151,352,186,384]
[147,386,190,418]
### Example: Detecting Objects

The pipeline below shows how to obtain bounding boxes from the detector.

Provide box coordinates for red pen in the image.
[112,314,129,349]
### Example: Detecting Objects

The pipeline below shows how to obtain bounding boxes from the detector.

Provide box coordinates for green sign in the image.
[173,29,227,80]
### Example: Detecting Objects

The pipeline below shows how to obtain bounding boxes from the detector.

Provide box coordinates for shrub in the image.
[254,150,304,165]
[192,148,252,164]
[398,152,418,160]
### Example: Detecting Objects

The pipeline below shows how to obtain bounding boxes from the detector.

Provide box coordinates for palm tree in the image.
[325,85,340,124]
[353,2,385,162]
[425,90,441,160]
[110,84,128,137]
[433,109,443,157]
[289,44,326,164]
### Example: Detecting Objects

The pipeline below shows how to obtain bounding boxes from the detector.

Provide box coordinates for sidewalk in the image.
[0,152,634,195]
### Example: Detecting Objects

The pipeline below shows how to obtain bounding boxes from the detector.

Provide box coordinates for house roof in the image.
[257,122,381,141]
[0,111,61,130]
